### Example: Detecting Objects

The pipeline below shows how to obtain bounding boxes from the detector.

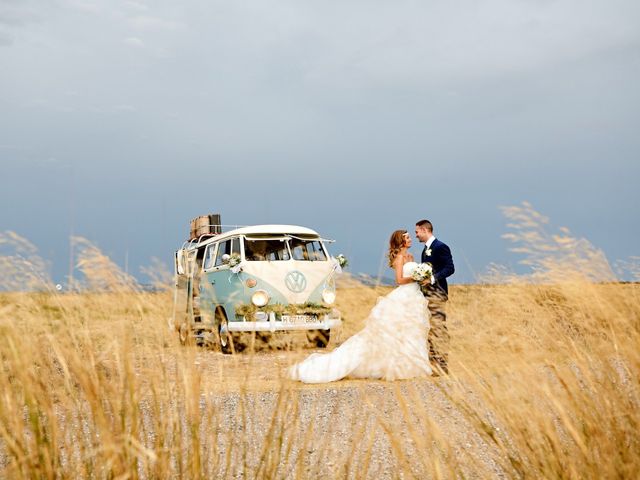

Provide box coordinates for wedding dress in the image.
[289,262,432,383]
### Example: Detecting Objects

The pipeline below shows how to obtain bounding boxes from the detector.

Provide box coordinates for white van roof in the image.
[227,224,320,237]
[183,225,321,250]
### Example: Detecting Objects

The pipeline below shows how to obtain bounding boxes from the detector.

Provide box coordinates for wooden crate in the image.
[189,214,221,239]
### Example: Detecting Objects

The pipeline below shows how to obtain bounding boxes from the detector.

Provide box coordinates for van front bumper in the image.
[224,314,341,333]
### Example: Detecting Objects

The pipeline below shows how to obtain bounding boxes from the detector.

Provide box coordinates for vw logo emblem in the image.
[285,271,307,293]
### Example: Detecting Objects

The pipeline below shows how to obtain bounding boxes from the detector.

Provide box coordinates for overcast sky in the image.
[1,0,639,284]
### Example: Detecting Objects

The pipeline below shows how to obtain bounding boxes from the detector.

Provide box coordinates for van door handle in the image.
[210,280,215,285]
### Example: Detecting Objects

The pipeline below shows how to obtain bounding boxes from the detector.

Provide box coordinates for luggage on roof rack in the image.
[189,214,221,240]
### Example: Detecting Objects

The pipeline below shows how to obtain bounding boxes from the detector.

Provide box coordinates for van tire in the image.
[178,322,190,345]
[216,308,234,354]
[307,329,330,348]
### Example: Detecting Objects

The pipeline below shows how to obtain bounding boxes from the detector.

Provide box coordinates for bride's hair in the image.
[387,230,408,267]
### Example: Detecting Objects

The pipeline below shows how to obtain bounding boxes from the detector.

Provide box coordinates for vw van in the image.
[173,224,342,353]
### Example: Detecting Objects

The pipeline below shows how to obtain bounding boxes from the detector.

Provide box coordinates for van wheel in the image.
[216,308,234,354]
[307,329,330,348]
[179,322,190,345]
[194,329,207,347]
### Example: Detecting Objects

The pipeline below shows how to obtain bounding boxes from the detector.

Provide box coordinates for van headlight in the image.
[251,290,270,307]
[322,289,336,305]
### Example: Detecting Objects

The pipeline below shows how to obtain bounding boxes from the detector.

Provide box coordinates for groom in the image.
[415,219,455,375]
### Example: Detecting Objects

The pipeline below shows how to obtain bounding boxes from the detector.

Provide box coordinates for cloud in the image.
[213,0,640,89]
[0,31,12,46]
[0,3,39,27]
[0,143,29,151]
[0,1,42,46]
[123,36,144,48]
[0,0,638,282]
[62,0,102,14]
[124,1,149,12]
[127,15,184,31]
[113,104,137,112]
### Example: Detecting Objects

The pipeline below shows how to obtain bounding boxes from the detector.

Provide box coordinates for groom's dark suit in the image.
[421,238,454,374]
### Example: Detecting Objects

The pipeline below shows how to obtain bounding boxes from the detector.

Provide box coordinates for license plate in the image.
[281,315,320,324]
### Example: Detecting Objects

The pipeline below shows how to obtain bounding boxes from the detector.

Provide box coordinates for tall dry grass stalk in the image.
[0,205,638,478]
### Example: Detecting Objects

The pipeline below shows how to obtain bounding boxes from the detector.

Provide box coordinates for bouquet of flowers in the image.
[331,254,348,274]
[411,262,433,284]
[227,253,242,273]
[336,254,348,269]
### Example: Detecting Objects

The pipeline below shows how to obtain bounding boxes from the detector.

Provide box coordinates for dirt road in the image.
[174,348,507,479]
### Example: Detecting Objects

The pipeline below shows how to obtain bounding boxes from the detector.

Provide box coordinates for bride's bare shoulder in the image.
[400,253,415,265]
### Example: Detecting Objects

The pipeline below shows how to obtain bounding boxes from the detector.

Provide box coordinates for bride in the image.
[289,230,432,383]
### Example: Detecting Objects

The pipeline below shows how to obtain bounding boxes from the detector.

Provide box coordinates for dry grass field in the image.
[0,204,638,478]
[0,279,638,479]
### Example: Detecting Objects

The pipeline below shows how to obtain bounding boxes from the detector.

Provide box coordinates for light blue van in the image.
[173,225,342,353]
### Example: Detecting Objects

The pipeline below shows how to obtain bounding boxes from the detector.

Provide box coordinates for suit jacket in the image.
[421,238,455,296]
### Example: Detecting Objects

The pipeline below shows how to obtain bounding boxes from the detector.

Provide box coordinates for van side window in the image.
[214,240,232,267]
[175,251,186,275]
[231,237,240,256]
[203,244,217,271]
[185,250,198,276]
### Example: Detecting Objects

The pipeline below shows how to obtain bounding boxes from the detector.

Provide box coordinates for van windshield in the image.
[244,238,291,261]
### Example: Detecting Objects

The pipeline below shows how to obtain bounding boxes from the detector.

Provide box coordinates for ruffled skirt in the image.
[289,283,432,383]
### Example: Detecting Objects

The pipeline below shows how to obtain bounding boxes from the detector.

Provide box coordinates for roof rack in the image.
[180,225,247,250]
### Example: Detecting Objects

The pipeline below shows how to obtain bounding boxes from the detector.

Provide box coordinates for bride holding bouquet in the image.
[289,230,432,383]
